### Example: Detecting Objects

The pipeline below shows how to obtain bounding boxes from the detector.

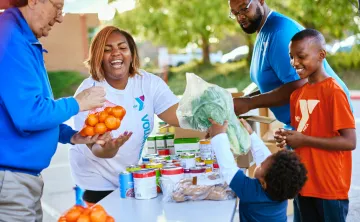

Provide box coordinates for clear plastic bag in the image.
[161,173,236,203]
[176,73,250,155]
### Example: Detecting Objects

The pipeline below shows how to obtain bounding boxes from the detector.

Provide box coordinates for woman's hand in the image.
[90,131,133,158]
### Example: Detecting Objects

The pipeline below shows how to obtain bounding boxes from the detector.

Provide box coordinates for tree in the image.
[113,0,236,64]
[269,0,359,40]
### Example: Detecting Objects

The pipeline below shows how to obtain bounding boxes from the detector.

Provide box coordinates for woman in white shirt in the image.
[69,26,179,204]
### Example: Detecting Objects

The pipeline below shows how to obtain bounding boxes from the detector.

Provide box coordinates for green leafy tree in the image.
[113,0,236,64]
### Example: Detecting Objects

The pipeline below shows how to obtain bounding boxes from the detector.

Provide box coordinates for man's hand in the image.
[233,97,252,116]
[239,118,253,135]
[75,86,106,112]
[208,119,228,138]
[70,132,112,145]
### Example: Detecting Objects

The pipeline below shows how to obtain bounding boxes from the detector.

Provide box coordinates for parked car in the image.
[158,47,222,67]
[330,34,360,54]
[221,45,249,63]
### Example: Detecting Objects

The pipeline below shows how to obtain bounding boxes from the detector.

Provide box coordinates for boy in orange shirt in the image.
[275,29,356,222]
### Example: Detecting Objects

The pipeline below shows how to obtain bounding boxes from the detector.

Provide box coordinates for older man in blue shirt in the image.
[0,0,107,221]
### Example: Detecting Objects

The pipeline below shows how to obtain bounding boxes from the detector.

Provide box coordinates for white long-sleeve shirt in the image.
[211,132,271,185]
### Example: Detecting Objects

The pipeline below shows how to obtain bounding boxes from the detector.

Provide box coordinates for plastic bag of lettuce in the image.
[176,73,250,155]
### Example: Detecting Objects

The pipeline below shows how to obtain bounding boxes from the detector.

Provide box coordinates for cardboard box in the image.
[236,151,254,168]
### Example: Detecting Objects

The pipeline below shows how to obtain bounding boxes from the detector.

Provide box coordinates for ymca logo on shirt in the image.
[296,99,320,132]
[134,95,145,111]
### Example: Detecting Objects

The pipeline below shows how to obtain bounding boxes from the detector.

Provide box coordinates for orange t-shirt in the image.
[290,77,355,200]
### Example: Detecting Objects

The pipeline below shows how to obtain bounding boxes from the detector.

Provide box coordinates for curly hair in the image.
[264,150,307,201]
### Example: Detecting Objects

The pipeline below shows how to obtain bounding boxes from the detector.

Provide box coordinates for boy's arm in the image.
[211,133,239,185]
[211,133,266,202]
[250,132,272,166]
[286,129,356,151]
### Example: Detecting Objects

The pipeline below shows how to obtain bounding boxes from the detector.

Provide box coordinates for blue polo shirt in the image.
[230,170,287,222]
[250,11,352,125]
[0,8,79,175]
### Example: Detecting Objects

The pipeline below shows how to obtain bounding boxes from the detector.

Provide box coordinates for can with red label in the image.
[119,171,134,198]
[133,169,157,199]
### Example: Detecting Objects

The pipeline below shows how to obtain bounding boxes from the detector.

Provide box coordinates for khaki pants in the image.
[0,170,44,222]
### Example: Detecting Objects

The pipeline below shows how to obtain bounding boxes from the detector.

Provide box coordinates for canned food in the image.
[165,134,175,153]
[195,155,201,163]
[126,165,142,172]
[200,139,213,161]
[158,149,170,156]
[146,162,163,193]
[190,167,206,178]
[119,171,134,198]
[147,136,156,154]
[133,169,157,199]
[155,134,166,149]
[184,168,191,178]
[145,162,163,169]
[142,156,150,163]
[150,157,165,163]
[196,162,206,167]
[180,153,196,169]
[204,159,214,167]
[161,167,184,193]
[205,166,212,173]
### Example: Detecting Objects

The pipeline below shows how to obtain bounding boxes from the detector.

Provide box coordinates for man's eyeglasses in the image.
[229,0,253,19]
[48,0,65,17]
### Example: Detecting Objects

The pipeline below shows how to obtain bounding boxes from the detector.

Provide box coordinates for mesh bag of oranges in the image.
[80,101,126,137]
[58,204,115,222]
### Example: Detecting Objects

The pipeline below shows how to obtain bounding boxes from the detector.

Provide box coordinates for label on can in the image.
[180,153,196,169]
[155,135,166,149]
[126,165,142,172]
[133,169,157,199]
[119,171,134,198]
[165,134,175,149]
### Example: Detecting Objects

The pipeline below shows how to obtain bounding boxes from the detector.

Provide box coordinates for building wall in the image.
[41,13,99,73]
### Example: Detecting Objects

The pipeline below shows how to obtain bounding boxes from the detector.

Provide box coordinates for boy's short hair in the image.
[291,29,326,47]
[264,150,307,201]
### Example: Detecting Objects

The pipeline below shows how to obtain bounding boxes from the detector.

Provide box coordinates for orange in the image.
[65,208,82,222]
[86,114,99,127]
[111,106,126,119]
[76,214,90,222]
[90,205,105,212]
[104,115,118,130]
[113,118,121,130]
[80,128,87,137]
[105,216,115,222]
[98,111,109,123]
[83,126,95,137]
[58,216,67,222]
[94,123,107,135]
[104,107,113,114]
[90,209,107,222]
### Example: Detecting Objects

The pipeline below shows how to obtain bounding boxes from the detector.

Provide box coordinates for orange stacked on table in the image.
[58,205,114,222]
[80,106,126,136]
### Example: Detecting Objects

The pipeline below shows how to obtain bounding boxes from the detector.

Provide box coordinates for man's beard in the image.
[240,7,263,34]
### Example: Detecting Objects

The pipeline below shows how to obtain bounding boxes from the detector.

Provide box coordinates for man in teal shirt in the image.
[230,0,352,126]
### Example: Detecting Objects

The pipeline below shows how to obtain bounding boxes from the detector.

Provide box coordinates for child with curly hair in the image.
[208,119,307,222]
